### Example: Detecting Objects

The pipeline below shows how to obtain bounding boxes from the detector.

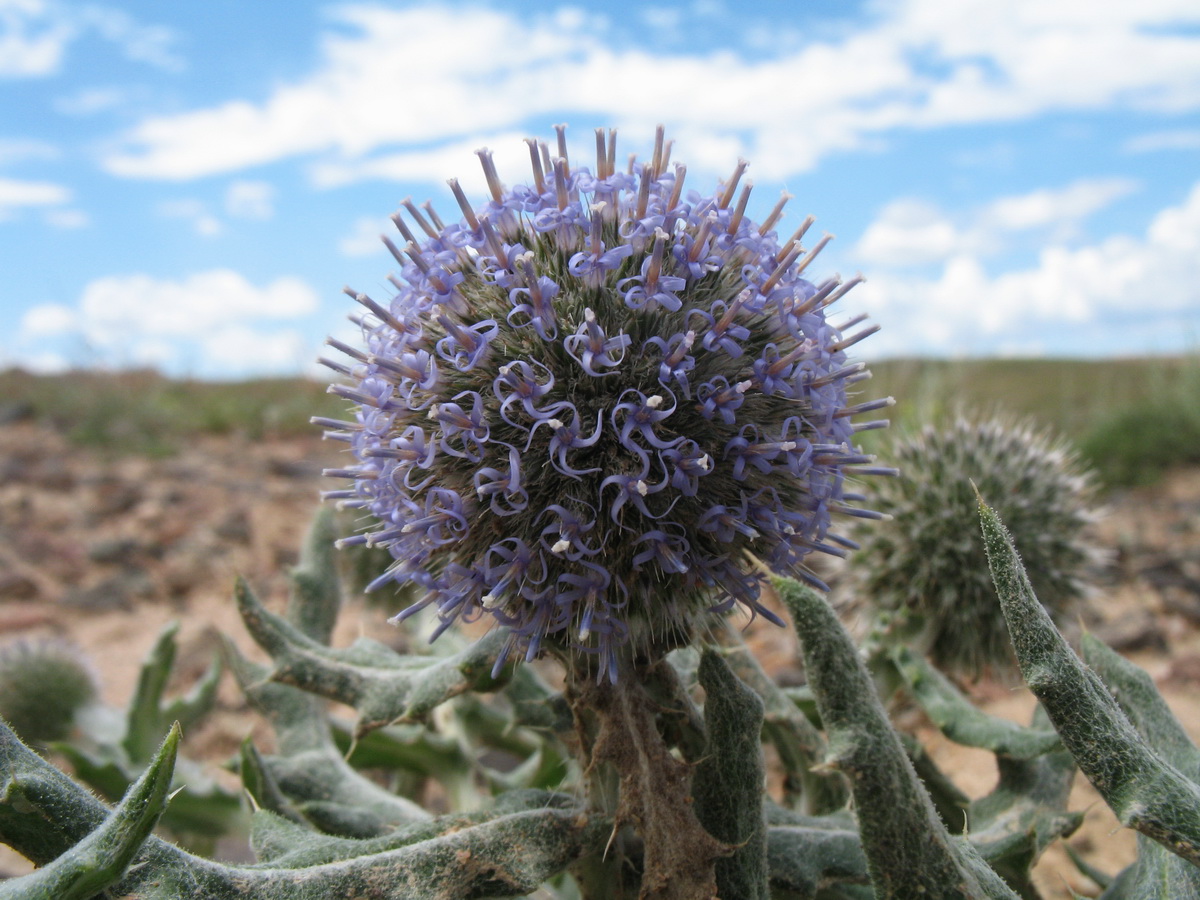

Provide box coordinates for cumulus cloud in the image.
[858,181,1200,357]
[17,270,320,376]
[855,178,1138,268]
[100,0,1200,184]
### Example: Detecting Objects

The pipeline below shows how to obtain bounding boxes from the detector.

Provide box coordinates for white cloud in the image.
[43,207,87,228]
[0,137,58,165]
[338,216,390,257]
[1123,128,1200,153]
[54,86,128,115]
[18,270,320,376]
[0,0,179,79]
[980,178,1138,232]
[858,181,1200,356]
[100,1,1200,184]
[854,177,1138,267]
[157,198,221,236]
[225,180,275,219]
[0,175,70,220]
[0,0,71,77]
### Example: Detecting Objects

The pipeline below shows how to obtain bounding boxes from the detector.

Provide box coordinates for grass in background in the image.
[0,368,347,456]
[3,357,1199,487]
[854,356,1200,488]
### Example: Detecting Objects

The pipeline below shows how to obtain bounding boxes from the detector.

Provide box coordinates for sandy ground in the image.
[2,421,1198,897]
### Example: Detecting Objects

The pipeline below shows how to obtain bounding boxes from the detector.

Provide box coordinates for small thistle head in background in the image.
[318,126,891,682]
[0,638,99,743]
[849,416,1103,678]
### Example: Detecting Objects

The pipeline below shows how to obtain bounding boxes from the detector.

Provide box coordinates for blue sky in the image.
[2,0,1198,378]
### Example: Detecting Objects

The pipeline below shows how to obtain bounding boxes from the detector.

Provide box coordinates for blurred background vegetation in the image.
[2,355,1198,488]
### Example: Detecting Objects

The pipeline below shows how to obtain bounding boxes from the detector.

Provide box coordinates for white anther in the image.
[547,418,565,430]
[700,453,713,471]
[552,539,571,554]
[481,593,504,610]
[634,480,649,496]
[735,380,753,394]
[646,395,664,409]
[499,363,513,375]
[584,308,597,323]
[427,404,440,419]
[780,441,797,451]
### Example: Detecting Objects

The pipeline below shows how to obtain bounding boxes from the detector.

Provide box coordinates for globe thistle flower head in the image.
[850,416,1105,678]
[318,126,891,683]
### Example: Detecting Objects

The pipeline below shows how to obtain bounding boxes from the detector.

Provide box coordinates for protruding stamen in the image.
[794,233,834,276]
[823,273,866,308]
[403,198,438,238]
[404,242,430,273]
[520,138,545,195]
[807,361,866,387]
[553,158,570,211]
[665,330,695,367]
[688,215,716,262]
[645,228,668,291]
[317,357,353,376]
[606,129,618,177]
[829,323,882,353]
[718,158,749,209]
[666,164,687,214]
[594,128,608,179]
[590,204,609,254]
[423,201,445,231]
[661,139,673,171]
[760,191,792,235]
[390,210,419,247]
[381,235,407,267]
[475,148,504,203]
[715,292,749,333]
[759,243,803,294]
[786,215,815,248]
[447,179,480,231]
[833,395,895,418]
[727,181,753,235]
[478,217,507,262]
[635,162,652,219]
[650,124,665,179]
[343,289,407,336]
[554,123,569,171]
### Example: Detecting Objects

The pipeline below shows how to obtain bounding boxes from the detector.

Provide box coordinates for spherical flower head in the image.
[849,416,1105,678]
[319,126,889,682]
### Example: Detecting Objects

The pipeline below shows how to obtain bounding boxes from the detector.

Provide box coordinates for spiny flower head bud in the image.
[0,638,98,743]
[319,126,890,682]
[850,416,1104,677]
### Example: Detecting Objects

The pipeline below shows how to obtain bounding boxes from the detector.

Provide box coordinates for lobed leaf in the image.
[776,575,1020,899]
[891,646,1061,759]
[979,496,1200,868]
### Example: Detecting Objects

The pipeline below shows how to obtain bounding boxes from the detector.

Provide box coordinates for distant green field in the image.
[2,356,1198,485]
